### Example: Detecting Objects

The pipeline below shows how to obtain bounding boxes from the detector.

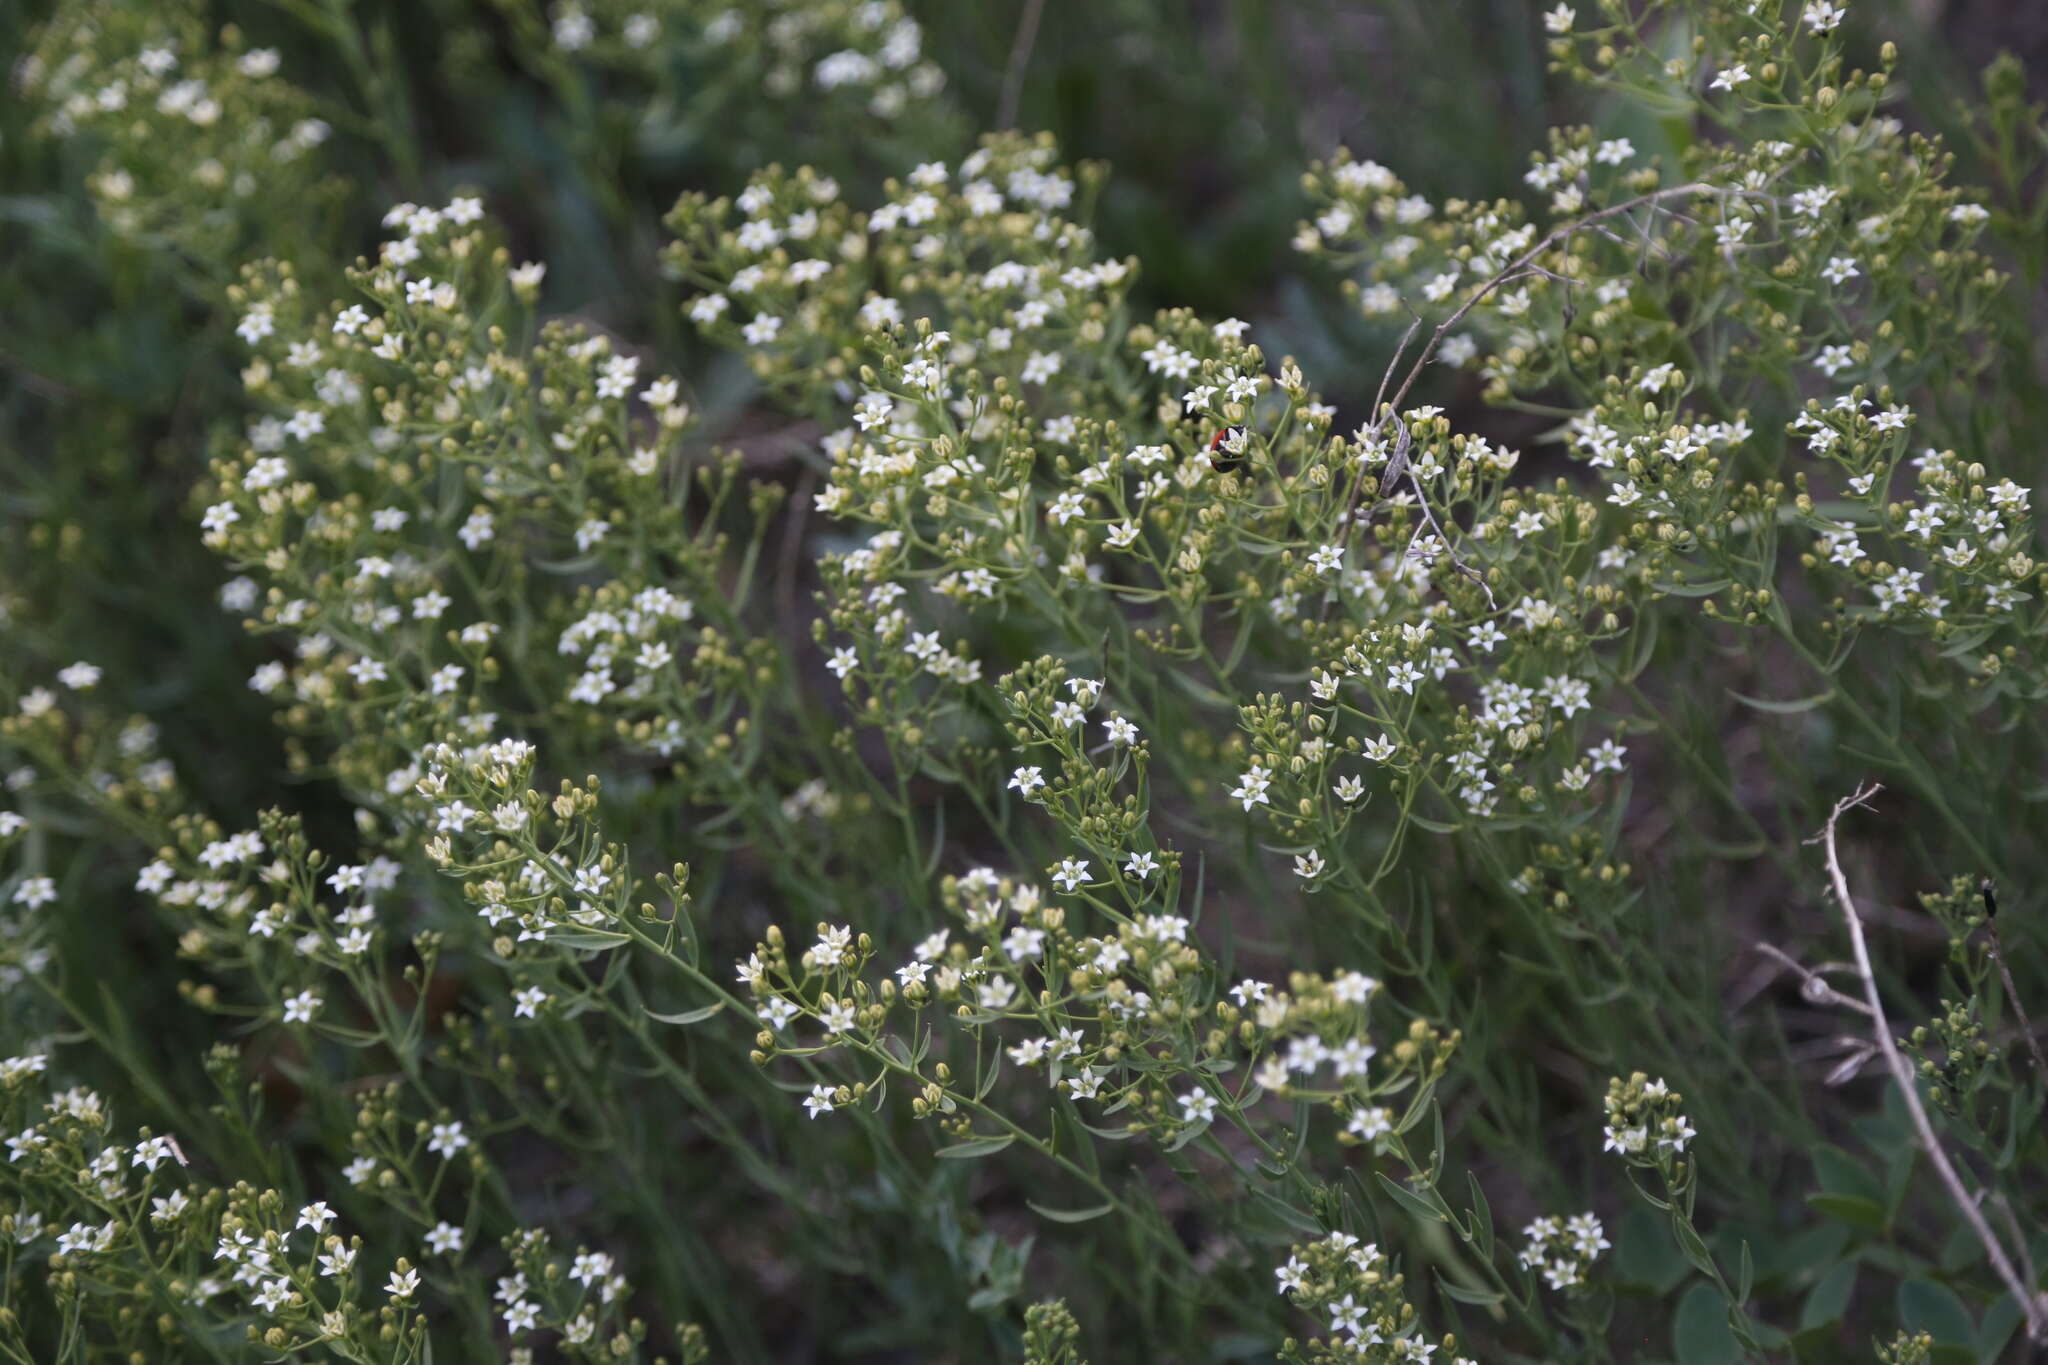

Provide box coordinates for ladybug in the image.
[1207,425,1247,473]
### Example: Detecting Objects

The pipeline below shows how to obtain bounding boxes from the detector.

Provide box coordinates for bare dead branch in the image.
[996,0,1048,131]
[1404,462,1494,610]
[1751,941,1873,1016]
[1378,183,1741,425]
[1322,184,1758,625]
[1808,785,2048,1342]
[1986,916,2048,1079]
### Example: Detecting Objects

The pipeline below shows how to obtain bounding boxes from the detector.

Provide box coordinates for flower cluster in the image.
[1298,2,2046,701]
[21,1,342,263]
[1271,1231,1471,1364]
[541,0,949,127]
[1516,1212,1609,1292]
[673,136,1647,930]
[734,861,1458,1157]
[205,200,797,821]
[1601,1072,1698,1176]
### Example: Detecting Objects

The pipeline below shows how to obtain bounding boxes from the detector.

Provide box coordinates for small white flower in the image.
[1229,765,1272,811]
[13,877,57,909]
[1347,1105,1393,1140]
[1804,1,1846,34]
[426,1121,469,1159]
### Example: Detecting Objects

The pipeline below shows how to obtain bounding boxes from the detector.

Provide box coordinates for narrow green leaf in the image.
[1246,1188,1327,1238]
[1623,606,1659,681]
[1074,1117,1138,1142]
[1374,1171,1449,1225]
[1465,1171,1494,1261]
[548,929,632,951]
[645,1001,724,1026]
[1727,687,1834,715]
[1651,576,1732,598]
[1025,1200,1115,1224]
[935,1133,1016,1160]
[975,1042,1003,1101]
[1433,1269,1505,1307]
[1668,1209,1718,1279]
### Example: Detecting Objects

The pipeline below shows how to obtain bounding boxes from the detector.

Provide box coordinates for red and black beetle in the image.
[1207,425,1246,473]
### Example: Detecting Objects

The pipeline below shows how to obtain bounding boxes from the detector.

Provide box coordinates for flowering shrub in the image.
[4,0,2048,1360]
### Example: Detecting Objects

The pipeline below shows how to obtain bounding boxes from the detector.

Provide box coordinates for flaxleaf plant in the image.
[2,0,2046,1361]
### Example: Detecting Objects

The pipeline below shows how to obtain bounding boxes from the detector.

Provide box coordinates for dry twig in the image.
[1323,184,1747,621]
[1751,941,1872,1016]
[996,0,1047,131]
[1808,785,2048,1343]
[1984,905,2048,1079]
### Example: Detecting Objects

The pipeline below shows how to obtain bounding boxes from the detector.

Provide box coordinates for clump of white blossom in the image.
[4,0,2046,1357]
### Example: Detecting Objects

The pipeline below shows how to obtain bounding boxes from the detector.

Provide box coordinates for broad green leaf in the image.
[1673,1283,1740,1365]
[1614,1206,1690,1293]
[1897,1279,1973,1346]
[1811,1146,1886,1206]
[1799,1261,1855,1330]
[1804,1192,1887,1232]
[1976,1293,2026,1361]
